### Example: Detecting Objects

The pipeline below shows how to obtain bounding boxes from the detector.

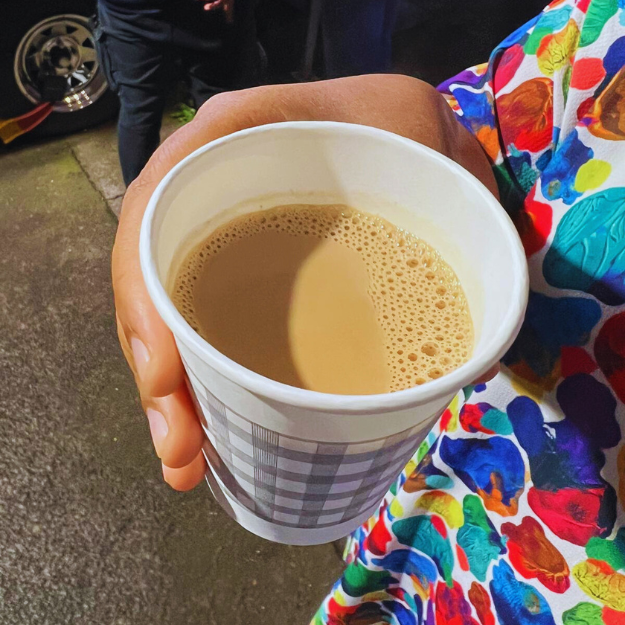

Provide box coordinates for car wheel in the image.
[1,8,118,139]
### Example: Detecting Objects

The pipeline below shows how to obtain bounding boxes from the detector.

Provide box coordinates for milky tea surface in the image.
[171,204,473,395]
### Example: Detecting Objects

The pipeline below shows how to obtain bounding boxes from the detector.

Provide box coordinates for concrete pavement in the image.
[0,124,343,625]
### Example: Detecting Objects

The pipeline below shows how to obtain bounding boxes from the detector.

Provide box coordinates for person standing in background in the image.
[287,0,400,78]
[95,0,261,186]
[321,0,399,78]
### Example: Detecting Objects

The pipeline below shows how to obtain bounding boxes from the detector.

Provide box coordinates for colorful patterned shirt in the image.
[315,0,625,623]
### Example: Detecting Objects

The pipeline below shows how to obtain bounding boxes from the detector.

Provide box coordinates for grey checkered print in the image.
[184,361,429,528]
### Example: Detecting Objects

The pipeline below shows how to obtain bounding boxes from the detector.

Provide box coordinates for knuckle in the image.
[196,90,239,117]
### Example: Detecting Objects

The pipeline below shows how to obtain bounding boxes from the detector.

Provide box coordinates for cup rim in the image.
[140,121,528,413]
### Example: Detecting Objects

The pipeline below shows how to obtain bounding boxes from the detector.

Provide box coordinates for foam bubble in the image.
[172,204,473,392]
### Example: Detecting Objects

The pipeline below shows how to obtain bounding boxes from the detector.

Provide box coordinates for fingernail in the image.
[147,408,169,457]
[131,337,149,380]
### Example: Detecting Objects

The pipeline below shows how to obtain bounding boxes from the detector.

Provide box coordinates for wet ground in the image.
[0,120,344,624]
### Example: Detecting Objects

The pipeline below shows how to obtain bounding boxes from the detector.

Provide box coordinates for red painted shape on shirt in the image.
[501,516,571,593]
[364,516,393,557]
[468,582,496,625]
[528,486,609,546]
[460,404,495,435]
[515,187,553,258]
[431,514,448,539]
[456,545,470,572]
[561,346,598,377]
[498,77,554,153]
[495,44,525,93]
[435,581,480,625]
[570,57,606,90]
[440,408,453,432]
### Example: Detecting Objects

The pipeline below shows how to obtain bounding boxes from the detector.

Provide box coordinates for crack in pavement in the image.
[69,143,124,220]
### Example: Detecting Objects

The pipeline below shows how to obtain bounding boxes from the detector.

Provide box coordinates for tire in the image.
[27,90,119,138]
[0,0,119,139]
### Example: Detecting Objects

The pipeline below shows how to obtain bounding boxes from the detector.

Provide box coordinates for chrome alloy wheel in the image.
[14,14,108,113]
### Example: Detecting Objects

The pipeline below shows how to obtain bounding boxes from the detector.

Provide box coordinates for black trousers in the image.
[286,0,399,78]
[96,1,260,185]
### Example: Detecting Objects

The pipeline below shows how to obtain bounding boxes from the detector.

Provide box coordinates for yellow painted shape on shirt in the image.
[508,359,561,400]
[446,394,460,432]
[332,589,348,607]
[390,498,404,518]
[474,62,489,76]
[410,575,430,601]
[404,458,418,479]
[416,491,464,528]
[538,19,580,77]
[362,591,394,604]
[575,159,612,192]
[572,559,625,611]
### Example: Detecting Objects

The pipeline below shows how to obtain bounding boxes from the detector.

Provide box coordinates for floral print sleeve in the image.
[314,1,625,623]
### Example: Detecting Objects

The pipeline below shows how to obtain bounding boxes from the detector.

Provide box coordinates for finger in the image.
[472,363,500,385]
[113,88,311,411]
[162,451,207,491]
[224,0,234,21]
[116,313,136,376]
[144,386,205,469]
[113,183,185,398]
[113,89,301,415]
[112,109,244,398]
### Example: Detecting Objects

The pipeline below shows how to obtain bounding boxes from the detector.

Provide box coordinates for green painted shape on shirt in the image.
[393,516,454,586]
[586,527,625,571]
[563,64,572,106]
[481,408,513,435]
[493,163,526,216]
[525,27,553,54]
[457,495,506,582]
[579,0,618,47]
[562,601,603,625]
[389,479,398,496]
[341,562,394,597]
[311,610,325,625]
[416,438,431,463]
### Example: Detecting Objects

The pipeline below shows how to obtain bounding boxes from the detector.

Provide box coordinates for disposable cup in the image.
[140,121,528,545]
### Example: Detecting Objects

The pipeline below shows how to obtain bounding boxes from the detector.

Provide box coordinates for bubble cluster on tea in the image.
[171,204,473,395]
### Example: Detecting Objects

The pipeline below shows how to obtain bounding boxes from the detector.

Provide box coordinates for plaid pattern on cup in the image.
[184,359,431,529]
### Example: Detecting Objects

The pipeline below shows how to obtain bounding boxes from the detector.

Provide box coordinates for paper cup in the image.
[140,122,528,545]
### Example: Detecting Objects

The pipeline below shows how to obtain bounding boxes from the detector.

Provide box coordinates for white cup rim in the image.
[141,121,528,414]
